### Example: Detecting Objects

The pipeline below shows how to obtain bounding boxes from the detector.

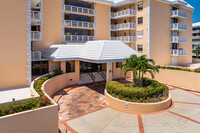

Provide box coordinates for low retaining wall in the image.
[105,90,172,113]
[192,58,200,63]
[145,69,200,92]
[0,73,59,133]
[42,73,79,97]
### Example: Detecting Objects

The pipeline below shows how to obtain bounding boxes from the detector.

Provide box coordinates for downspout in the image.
[148,0,151,59]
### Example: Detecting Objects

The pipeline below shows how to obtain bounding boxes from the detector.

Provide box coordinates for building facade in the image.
[192,22,200,54]
[0,0,193,89]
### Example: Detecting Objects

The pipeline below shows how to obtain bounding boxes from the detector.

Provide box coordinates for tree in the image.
[193,47,200,58]
[121,55,159,87]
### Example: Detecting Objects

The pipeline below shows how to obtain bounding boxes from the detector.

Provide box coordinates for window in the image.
[137,45,143,51]
[124,32,126,36]
[171,43,178,49]
[137,31,143,38]
[124,20,127,23]
[138,17,143,24]
[138,3,143,10]
[66,61,75,73]
[116,62,122,68]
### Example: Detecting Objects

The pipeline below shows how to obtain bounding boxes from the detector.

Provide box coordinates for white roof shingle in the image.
[42,40,140,63]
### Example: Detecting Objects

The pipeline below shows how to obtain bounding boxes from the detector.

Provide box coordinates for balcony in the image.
[170,49,187,56]
[31,11,41,20]
[192,36,200,39]
[111,36,135,43]
[111,23,135,31]
[31,31,41,41]
[170,10,187,18]
[64,5,95,15]
[192,29,200,34]
[170,23,187,31]
[64,35,95,42]
[111,9,135,19]
[170,36,187,43]
[193,41,200,45]
[64,20,95,29]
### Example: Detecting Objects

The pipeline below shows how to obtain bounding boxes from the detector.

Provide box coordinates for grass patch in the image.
[157,66,200,73]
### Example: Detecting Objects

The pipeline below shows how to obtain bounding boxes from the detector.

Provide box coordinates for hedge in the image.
[157,66,200,73]
[106,78,168,103]
[0,70,63,117]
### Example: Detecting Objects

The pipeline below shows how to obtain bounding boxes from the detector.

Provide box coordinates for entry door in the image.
[172,57,177,66]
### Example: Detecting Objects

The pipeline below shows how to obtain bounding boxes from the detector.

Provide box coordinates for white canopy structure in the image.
[42,40,140,63]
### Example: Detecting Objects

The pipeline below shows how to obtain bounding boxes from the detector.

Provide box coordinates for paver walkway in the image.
[53,81,200,133]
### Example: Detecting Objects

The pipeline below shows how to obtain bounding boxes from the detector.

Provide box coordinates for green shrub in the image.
[106,78,168,103]
[0,71,63,117]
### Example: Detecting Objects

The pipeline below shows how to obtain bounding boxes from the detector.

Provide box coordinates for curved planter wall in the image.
[42,73,79,97]
[105,90,172,113]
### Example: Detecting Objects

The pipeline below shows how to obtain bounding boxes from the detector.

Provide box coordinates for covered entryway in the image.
[79,61,106,84]
[41,40,140,84]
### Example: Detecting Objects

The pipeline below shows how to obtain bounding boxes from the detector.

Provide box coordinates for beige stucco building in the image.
[0,0,193,89]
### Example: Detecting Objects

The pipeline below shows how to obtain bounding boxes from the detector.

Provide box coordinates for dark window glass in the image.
[124,20,127,23]
[65,28,88,35]
[172,43,178,49]
[137,45,143,51]
[66,61,75,73]
[138,4,143,10]
[171,18,178,23]
[124,32,126,36]
[32,61,48,76]
[116,62,122,68]
[138,17,143,24]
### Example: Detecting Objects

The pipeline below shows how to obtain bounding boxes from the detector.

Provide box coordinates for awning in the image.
[42,40,140,63]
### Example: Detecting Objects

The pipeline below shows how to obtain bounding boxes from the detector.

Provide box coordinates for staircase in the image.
[78,71,106,85]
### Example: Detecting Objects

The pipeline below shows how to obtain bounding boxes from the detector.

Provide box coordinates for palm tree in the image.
[120,55,139,85]
[193,47,200,58]
[137,55,159,87]
[121,55,159,87]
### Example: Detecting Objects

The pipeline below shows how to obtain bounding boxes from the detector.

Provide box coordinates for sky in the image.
[184,0,200,23]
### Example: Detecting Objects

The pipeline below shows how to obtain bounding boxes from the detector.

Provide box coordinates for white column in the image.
[106,63,112,82]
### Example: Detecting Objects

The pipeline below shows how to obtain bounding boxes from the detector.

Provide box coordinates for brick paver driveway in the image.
[52,81,200,133]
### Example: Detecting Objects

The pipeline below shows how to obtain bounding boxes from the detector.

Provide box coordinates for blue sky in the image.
[184,0,200,23]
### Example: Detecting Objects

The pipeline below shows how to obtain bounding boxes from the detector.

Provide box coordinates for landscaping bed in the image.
[106,78,169,103]
[0,70,62,117]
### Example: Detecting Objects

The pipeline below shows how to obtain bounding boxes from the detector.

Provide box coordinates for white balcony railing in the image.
[170,10,187,18]
[64,35,95,42]
[64,20,95,28]
[111,36,135,43]
[111,23,135,31]
[170,23,187,30]
[192,36,200,39]
[31,11,41,20]
[170,49,187,56]
[64,5,95,15]
[31,31,41,41]
[193,41,200,45]
[170,36,187,43]
[111,9,135,19]
[192,29,200,34]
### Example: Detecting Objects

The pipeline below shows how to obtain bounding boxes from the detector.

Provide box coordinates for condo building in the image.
[0,0,193,89]
[192,22,200,51]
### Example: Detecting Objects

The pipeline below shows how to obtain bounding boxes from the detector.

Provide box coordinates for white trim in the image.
[27,0,32,85]
[148,0,151,59]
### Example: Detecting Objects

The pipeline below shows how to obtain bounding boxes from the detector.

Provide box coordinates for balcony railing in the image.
[111,23,135,31]
[111,9,135,19]
[193,41,200,45]
[170,36,187,43]
[192,36,200,39]
[170,49,187,56]
[170,10,187,18]
[64,35,95,42]
[111,36,135,43]
[170,23,187,31]
[64,5,95,15]
[31,31,41,41]
[31,11,41,20]
[192,29,200,34]
[64,20,95,28]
